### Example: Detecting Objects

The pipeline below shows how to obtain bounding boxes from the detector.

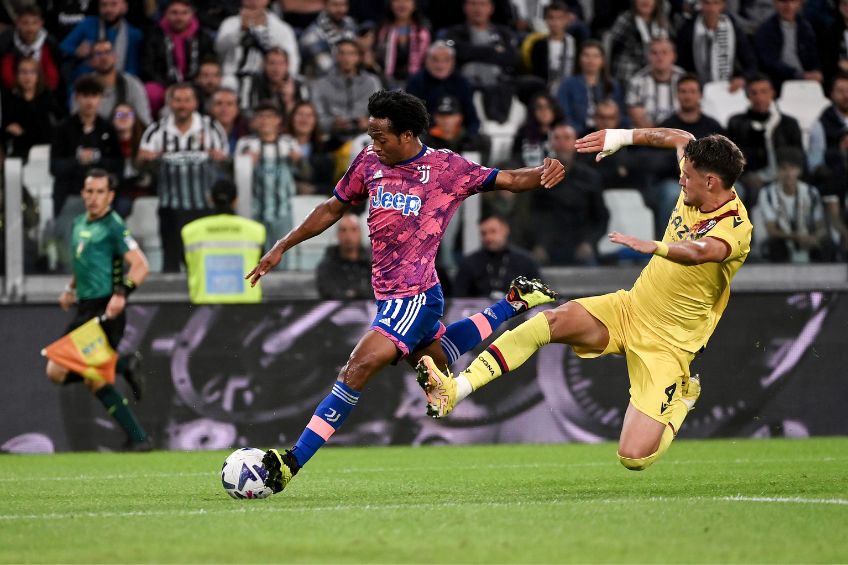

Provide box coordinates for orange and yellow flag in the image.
[41,317,118,384]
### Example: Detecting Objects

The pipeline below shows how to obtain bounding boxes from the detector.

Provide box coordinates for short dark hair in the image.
[210,178,237,210]
[367,90,430,137]
[746,72,772,90]
[74,74,104,96]
[254,99,282,116]
[17,5,43,18]
[335,38,360,54]
[166,0,194,8]
[85,168,118,191]
[683,134,746,189]
[479,212,509,226]
[264,46,289,61]
[677,73,701,91]
[543,1,569,16]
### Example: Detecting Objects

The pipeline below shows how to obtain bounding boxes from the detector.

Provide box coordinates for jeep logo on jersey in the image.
[370,185,422,216]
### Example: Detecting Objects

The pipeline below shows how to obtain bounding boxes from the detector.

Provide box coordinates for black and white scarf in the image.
[13,28,46,59]
[693,15,735,82]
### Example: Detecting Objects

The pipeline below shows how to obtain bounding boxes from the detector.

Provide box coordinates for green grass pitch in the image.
[1,438,847,564]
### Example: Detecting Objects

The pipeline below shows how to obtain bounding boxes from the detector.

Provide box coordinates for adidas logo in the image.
[373,170,383,179]
[483,307,496,319]
[378,317,392,326]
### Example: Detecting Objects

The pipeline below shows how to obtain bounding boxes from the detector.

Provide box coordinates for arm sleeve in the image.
[111,216,137,256]
[332,147,369,205]
[707,216,750,262]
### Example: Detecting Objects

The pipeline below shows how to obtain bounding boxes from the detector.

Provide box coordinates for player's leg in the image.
[433,276,559,368]
[418,299,611,417]
[85,377,151,450]
[617,345,700,471]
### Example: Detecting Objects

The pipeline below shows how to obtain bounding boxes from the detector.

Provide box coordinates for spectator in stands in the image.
[238,47,309,119]
[1,56,64,160]
[210,87,249,158]
[181,178,266,303]
[424,0,514,32]
[576,98,635,188]
[512,0,590,38]
[193,56,223,115]
[608,0,671,86]
[356,21,385,79]
[50,75,122,271]
[753,0,822,90]
[141,0,215,119]
[660,73,725,138]
[376,0,431,89]
[443,0,520,121]
[60,0,143,82]
[676,0,757,90]
[453,213,540,298]
[512,92,563,167]
[421,95,491,162]
[526,123,608,265]
[215,0,300,89]
[298,0,357,79]
[627,37,686,128]
[137,82,228,272]
[521,1,577,93]
[270,0,323,34]
[557,39,626,136]
[285,100,336,194]
[758,147,831,262]
[42,0,98,42]
[310,38,382,141]
[195,0,239,38]
[112,102,152,216]
[731,0,776,37]
[0,5,62,95]
[809,73,848,257]
[406,40,480,135]
[727,73,803,205]
[72,39,151,124]
[315,212,373,299]
[819,0,848,81]
[235,101,301,256]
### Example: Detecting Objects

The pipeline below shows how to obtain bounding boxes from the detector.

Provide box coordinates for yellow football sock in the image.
[619,399,689,471]
[461,312,551,391]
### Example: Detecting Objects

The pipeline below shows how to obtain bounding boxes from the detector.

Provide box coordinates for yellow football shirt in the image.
[628,187,753,353]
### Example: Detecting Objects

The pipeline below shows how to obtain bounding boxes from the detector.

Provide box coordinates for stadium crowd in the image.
[1,0,847,289]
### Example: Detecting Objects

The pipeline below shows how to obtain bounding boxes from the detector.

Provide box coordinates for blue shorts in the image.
[371,284,446,357]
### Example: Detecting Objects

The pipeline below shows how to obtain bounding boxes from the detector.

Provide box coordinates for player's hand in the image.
[58,289,76,311]
[576,129,632,162]
[105,294,126,319]
[608,231,656,254]
[245,245,284,287]
[540,157,565,188]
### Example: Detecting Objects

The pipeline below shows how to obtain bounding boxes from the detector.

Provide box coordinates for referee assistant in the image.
[45,169,153,451]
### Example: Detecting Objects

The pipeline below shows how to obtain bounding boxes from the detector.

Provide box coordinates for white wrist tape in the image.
[599,129,634,158]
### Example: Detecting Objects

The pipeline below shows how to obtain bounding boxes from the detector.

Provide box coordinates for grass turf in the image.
[1,438,846,564]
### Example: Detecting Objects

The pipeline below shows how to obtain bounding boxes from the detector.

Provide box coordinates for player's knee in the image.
[617,450,658,471]
[339,355,380,391]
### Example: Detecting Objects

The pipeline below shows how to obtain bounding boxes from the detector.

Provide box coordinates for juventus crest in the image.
[417,165,431,184]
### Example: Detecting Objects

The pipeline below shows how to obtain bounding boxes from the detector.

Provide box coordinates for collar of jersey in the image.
[393,144,428,167]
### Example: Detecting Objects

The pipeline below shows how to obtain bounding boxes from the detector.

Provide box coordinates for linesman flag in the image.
[41,317,117,384]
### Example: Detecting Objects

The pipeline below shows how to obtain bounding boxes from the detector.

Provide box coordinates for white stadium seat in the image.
[125,196,163,272]
[701,80,749,128]
[22,144,54,248]
[472,91,526,167]
[777,80,831,149]
[597,189,655,256]
[291,195,334,270]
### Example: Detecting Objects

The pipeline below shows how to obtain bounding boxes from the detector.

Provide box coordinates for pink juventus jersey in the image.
[333,145,498,300]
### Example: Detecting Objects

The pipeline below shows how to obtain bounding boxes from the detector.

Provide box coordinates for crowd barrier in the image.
[1,292,846,453]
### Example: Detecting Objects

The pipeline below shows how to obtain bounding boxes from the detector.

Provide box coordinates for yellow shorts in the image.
[573,290,695,425]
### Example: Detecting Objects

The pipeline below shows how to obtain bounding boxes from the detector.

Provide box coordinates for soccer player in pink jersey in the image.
[245,90,565,494]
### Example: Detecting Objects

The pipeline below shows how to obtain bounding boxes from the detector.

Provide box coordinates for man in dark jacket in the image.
[726,73,804,205]
[753,0,822,91]
[315,213,372,300]
[406,41,480,134]
[453,213,540,299]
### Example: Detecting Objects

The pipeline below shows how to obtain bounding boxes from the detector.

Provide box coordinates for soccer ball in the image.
[221,447,273,499]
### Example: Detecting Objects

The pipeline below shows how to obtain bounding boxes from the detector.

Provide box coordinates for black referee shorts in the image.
[65,297,126,350]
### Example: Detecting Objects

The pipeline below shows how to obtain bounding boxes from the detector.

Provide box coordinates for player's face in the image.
[679,160,709,207]
[82,176,114,218]
[367,117,407,165]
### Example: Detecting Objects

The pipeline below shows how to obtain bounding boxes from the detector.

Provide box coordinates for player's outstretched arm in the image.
[576,128,695,162]
[494,157,566,192]
[246,196,349,286]
[608,231,730,265]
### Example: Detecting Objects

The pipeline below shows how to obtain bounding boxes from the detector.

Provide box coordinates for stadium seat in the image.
[472,91,526,167]
[22,144,54,249]
[777,80,831,149]
[125,196,163,273]
[597,189,655,256]
[701,81,749,128]
[291,195,334,270]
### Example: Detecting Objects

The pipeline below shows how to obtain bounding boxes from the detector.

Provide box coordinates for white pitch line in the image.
[1,496,847,522]
[722,495,848,506]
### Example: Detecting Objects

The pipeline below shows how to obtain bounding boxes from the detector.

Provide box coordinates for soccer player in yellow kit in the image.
[417,128,752,471]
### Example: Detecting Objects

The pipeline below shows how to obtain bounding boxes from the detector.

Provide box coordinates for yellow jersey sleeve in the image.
[701,214,749,262]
